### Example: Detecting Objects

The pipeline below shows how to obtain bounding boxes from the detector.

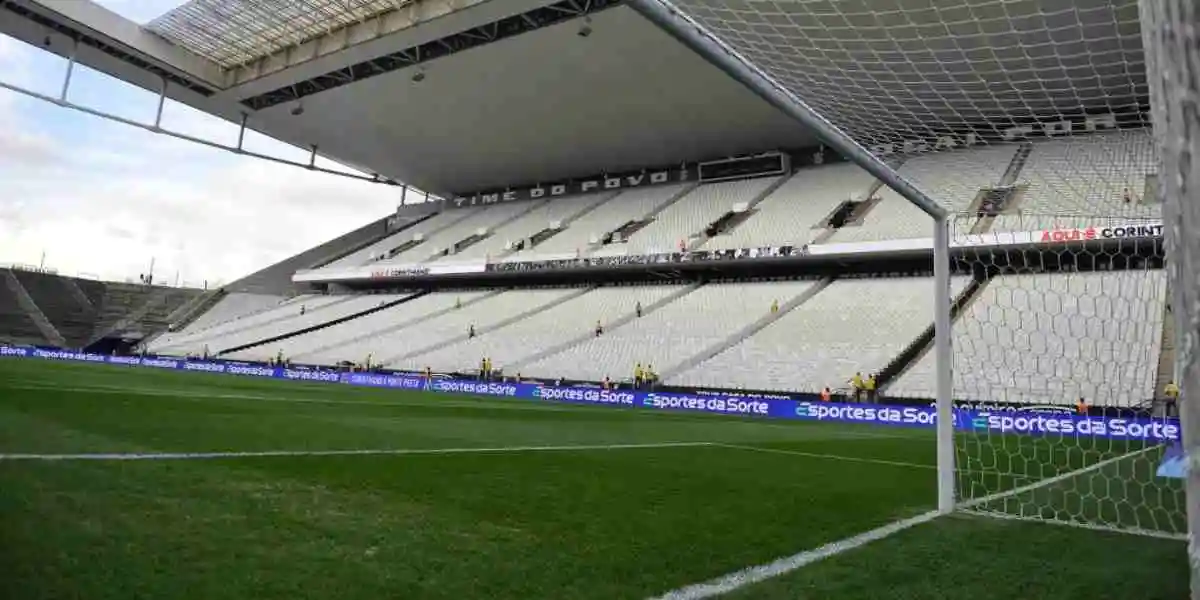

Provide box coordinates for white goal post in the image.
[630,0,1191,572]
[1140,0,1200,594]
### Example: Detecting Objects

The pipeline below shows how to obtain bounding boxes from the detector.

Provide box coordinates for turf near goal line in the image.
[0,358,1187,600]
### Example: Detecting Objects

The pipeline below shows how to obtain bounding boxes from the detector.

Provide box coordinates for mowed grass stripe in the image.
[1,359,937,600]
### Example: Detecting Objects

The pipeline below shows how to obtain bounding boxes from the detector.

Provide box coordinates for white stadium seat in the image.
[322,208,482,269]
[511,184,690,260]
[888,270,1167,407]
[704,163,874,250]
[291,291,494,366]
[831,144,1017,242]
[381,202,541,264]
[404,284,683,374]
[373,288,584,368]
[435,193,613,262]
[213,294,410,360]
[992,129,1159,231]
[173,293,285,335]
[621,178,778,254]
[522,280,815,382]
[150,294,340,355]
[673,276,969,392]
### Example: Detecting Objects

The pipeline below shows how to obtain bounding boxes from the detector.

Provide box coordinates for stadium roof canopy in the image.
[147,0,414,70]
[0,0,1146,199]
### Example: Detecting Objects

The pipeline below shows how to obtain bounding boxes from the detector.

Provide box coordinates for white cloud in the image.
[0,28,400,287]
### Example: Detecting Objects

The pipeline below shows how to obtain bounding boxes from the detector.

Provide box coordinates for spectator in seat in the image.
[1123,188,1134,204]
[300,304,306,316]
[850,372,864,402]
[468,324,476,339]
[455,297,462,309]
[636,302,643,318]
[865,374,877,402]
[595,320,603,337]
[770,299,779,314]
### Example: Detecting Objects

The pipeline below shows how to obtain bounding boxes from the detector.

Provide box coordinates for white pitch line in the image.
[712,443,936,471]
[0,441,714,462]
[648,510,941,600]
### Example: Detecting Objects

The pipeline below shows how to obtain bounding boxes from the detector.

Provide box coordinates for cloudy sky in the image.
[0,0,404,287]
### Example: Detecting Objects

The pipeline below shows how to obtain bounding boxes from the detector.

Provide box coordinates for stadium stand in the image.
[148,294,338,355]
[887,270,1167,406]
[613,178,781,255]
[182,293,288,333]
[521,280,816,382]
[0,267,202,348]
[435,192,616,262]
[830,145,1017,242]
[323,208,480,268]
[992,129,1159,231]
[381,202,543,264]
[0,274,50,346]
[87,284,199,342]
[201,293,410,355]
[672,277,970,393]
[3,269,67,346]
[702,163,875,250]
[380,288,586,368]
[516,184,693,260]
[405,284,686,374]
[285,290,495,366]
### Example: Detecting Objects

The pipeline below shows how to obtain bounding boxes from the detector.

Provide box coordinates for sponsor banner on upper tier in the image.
[0,346,1179,442]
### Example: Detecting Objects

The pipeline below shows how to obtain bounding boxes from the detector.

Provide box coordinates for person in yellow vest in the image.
[1164,381,1180,417]
[484,357,492,381]
[849,372,864,402]
[864,373,877,402]
[634,363,644,389]
[770,299,779,314]
[645,364,656,388]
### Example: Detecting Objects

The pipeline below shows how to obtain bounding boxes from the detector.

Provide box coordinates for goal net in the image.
[634,0,1191,542]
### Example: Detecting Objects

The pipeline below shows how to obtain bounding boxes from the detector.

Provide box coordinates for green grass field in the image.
[0,359,1188,599]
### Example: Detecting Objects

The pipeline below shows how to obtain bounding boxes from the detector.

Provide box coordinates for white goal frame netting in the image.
[630,0,1195,582]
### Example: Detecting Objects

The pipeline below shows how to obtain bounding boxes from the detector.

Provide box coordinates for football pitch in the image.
[0,359,1187,599]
